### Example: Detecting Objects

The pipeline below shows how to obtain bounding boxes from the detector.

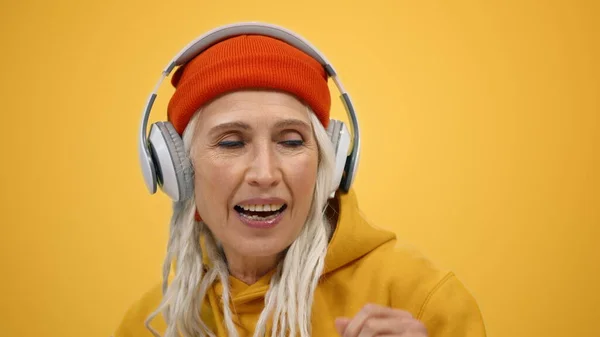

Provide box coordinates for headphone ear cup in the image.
[326,119,352,197]
[148,122,194,201]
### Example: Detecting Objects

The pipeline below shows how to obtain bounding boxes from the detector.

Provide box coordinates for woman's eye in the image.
[280,139,304,147]
[218,140,245,148]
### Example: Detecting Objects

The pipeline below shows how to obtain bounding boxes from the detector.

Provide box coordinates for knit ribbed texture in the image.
[167,35,331,134]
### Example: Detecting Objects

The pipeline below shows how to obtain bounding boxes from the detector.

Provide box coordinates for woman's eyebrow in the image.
[208,121,251,137]
[274,119,311,131]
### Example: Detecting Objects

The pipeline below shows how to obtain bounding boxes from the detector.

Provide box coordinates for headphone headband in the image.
[139,22,360,196]
[167,23,332,72]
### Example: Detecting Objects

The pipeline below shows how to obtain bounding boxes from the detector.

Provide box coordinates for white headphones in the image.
[138,22,361,201]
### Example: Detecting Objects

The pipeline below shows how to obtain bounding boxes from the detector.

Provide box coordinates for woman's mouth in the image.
[234,203,287,228]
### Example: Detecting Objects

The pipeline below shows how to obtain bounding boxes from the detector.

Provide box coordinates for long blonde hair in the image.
[145,106,337,337]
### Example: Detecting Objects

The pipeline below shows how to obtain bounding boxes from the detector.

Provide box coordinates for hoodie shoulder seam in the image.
[416,271,455,320]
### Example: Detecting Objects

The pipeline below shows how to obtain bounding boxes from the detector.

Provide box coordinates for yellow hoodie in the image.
[114,189,486,336]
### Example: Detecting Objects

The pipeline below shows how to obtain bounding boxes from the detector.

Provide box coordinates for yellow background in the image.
[1,0,598,336]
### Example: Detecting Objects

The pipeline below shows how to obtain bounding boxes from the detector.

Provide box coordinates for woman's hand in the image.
[335,303,428,337]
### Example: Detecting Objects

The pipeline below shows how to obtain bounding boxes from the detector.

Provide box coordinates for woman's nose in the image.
[245,145,282,188]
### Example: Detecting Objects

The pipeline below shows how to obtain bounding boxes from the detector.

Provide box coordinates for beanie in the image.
[167,34,331,135]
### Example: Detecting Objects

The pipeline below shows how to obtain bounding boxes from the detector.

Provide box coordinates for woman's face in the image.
[190,90,319,261]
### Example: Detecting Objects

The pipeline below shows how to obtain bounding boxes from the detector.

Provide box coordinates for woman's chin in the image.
[234,242,287,259]
[224,235,293,261]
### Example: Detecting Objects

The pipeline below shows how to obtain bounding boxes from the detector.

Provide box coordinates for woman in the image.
[116,23,486,337]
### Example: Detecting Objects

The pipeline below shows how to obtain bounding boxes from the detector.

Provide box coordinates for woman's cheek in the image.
[285,155,318,189]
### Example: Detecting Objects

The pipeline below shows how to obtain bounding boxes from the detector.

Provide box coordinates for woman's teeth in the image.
[235,204,287,220]
[238,204,284,212]
[240,212,281,220]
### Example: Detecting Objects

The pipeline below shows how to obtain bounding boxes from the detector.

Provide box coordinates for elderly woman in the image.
[116,23,486,337]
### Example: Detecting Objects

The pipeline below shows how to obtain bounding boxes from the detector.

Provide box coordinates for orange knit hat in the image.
[167,34,331,135]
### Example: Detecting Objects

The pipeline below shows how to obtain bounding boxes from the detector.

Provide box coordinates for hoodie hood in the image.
[322,188,397,274]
